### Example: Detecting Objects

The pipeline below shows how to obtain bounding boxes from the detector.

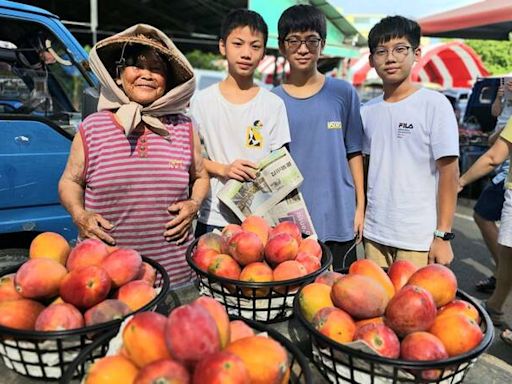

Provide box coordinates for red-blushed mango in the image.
[298,237,322,259]
[192,248,218,272]
[0,299,45,330]
[349,259,395,300]
[354,323,400,358]
[208,254,241,280]
[85,355,138,384]
[407,264,457,307]
[314,271,344,287]
[225,335,289,384]
[134,359,190,384]
[197,232,224,253]
[385,285,437,337]
[66,238,110,271]
[355,316,384,330]
[134,262,156,286]
[437,299,480,324]
[101,248,142,288]
[273,260,307,282]
[194,296,231,349]
[116,280,156,312]
[264,233,298,266]
[35,303,83,331]
[241,215,270,245]
[84,299,131,327]
[312,306,356,344]
[29,232,70,265]
[400,332,449,380]
[331,274,389,319]
[270,221,302,244]
[429,313,483,357]
[298,283,333,322]
[228,231,264,266]
[193,351,251,384]
[229,320,255,343]
[15,258,67,300]
[59,265,112,309]
[387,260,418,292]
[0,273,23,302]
[239,262,273,297]
[166,303,221,367]
[221,224,243,253]
[123,312,172,368]
[296,252,321,274]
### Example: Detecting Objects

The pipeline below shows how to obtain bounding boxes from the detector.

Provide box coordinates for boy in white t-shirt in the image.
[361,16,459,267]
[190,9,290,234]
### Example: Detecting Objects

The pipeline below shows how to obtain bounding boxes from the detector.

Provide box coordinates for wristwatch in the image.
[434,230,455,241]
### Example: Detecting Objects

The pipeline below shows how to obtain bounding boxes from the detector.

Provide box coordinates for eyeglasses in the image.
[284,37,322,52]
[372,45,415,61]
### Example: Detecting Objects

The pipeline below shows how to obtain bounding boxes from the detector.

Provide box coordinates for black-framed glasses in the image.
[372,45,415,61]
[284,37,322,52]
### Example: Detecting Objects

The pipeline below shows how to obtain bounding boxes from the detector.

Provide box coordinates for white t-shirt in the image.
[361,88,459,251]
[189,84,291,227]
[497,95,512,127]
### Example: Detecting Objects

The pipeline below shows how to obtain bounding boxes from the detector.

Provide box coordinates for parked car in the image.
[0,1,97,245]
[442,87,472,125]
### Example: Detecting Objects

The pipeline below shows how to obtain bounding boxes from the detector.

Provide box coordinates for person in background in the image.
[190,9,290,235]
[459,114,512,346]
[59,24,209,287]
[272,4,364,270]
[473,78,512,293]
[361,16,459,268]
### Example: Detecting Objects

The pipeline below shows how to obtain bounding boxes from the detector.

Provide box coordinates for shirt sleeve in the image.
[269,98,291,151]
[500,116,512,143]
[430,94,460,160]
[344,87,363,154]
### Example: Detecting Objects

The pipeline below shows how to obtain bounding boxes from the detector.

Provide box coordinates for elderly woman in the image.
[58,24,209,286]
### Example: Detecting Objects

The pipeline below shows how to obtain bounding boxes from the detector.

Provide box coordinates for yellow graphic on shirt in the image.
[246,120,264,148]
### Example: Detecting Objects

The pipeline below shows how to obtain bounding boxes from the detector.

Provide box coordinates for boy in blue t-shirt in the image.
[272,4,364,270]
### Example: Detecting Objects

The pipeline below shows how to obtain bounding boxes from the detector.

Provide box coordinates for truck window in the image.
[0,18,90,134]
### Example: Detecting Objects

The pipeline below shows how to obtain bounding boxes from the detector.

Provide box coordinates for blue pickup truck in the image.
[0,0,98,245]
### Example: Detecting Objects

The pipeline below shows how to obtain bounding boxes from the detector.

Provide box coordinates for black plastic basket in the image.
[293,287,494,384]
[186,238,332,322]
[0,256,169,380]
[59,315,313,384]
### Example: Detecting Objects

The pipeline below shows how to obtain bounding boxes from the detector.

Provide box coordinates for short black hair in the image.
[368,16,420,53]
[220,9,268,47]
[278,5,326,41]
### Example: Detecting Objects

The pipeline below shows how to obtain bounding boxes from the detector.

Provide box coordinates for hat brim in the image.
[96,36,193,87]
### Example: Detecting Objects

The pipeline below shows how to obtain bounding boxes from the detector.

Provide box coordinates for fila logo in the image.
[327,121,342,129]
[398,122,414,129]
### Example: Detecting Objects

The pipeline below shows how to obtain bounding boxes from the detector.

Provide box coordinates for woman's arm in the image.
[164,130,210,244]
[58,134,115,244]
[459,137,512,189]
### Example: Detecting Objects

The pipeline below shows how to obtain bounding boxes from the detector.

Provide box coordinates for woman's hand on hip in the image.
[74,210,115,245]
[164,199,200,244]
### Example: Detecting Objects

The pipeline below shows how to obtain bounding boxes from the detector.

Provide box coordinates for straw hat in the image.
[95,24,193,87]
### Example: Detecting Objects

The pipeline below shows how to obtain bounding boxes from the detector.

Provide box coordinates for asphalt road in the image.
[0,199,510,383]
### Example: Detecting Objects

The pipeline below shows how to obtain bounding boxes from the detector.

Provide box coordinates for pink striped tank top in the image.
[81,111,194,286]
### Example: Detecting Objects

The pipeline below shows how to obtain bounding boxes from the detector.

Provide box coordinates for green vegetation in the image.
[465,40,512,76]
[185,50,224,70]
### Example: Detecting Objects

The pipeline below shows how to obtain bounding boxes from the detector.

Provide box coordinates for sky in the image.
[333,0,481,19]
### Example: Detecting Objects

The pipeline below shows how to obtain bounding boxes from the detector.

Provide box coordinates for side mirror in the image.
[82,86,99,120]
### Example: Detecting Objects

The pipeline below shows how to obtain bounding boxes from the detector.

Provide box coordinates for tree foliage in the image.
[184,50,224,70]
[465,39,512,75]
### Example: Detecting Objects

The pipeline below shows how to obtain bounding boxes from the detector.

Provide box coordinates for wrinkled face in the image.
[118,48,168,105]
[369,37,420,85]
[219,26,265,78]
[280,30,324,72]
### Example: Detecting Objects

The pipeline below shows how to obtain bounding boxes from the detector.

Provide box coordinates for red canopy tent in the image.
[418,0,512,40]
[348,41,489,88]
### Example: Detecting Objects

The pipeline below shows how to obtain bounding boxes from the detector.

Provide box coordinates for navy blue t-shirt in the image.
[273,77,363,242]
